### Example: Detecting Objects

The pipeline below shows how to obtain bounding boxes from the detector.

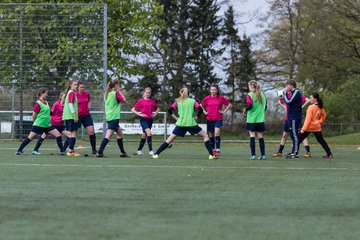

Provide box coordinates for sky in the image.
[221,0,270,36]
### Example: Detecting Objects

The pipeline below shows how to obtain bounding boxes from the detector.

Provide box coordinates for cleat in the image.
[286,153,299,159]
[322,154,333,159]
[59,152,67,156]
[96,152,104,158]
[133,150,143,155]
[120,152,130,158]
[149,151,154,156]
[152,154,159,159]
[304,152,312,158]
[15,151,22,155]
[92,150,97,155]
[272,152,283,157]
[32,150,41,155]
[72,152,80,157]
[67,151,80,157]
[209,155,215,160]
[250,155,256,160]
[258,155,267,160]
[213,150,221,157]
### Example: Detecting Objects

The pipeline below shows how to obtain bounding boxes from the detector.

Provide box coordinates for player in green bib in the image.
[243,80,267,160]
[96,80,129,158]
[62,80,80,156]
[152,87,215,160]
[16,88,65,155]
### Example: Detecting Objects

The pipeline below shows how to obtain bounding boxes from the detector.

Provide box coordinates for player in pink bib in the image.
[131,87,159,156]
[200,84,232,157]
[76,81,97,154]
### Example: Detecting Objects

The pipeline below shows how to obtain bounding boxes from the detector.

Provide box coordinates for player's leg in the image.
[16,130,38,155]
[48,127,65,154]
[116,127,129,158]
[152,133,177,159]
[313,132,333,158]
[302,138,311,158]
[256,131,266,160]
[32,132,48,155]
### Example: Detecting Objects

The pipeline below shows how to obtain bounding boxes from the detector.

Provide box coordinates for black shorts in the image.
[107,119,120,132]
[246,123,265,132]
[140,117,153,132]
[65,120,78,132]
[31,125,56,135]
[172,125,203,137]
[78,115,94,128]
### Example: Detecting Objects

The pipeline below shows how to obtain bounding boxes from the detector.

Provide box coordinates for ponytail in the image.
[105,79,119,100]
[248,80,263,105]
[177,87,189,102]
[311,92,323,109]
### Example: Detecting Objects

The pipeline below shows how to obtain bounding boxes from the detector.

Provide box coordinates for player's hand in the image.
[242,109,247,117]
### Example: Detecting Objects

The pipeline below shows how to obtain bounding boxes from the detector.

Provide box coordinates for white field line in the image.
[0,147,91,150]
[0,163,358,171]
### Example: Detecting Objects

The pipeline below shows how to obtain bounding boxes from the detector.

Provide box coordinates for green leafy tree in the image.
[257,0,311,86]
[221,6,256,128]
[221,5,241,128]
[0,0,162,137]
[187,0,222,99]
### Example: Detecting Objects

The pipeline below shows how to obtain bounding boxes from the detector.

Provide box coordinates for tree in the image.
[256,0,311,87]
[0,0,163,137]
[221,6,256,128]
[187,0,222,99]
[221,6,241,128]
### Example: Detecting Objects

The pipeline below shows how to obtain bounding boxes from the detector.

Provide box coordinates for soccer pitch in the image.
[1,141,360,240]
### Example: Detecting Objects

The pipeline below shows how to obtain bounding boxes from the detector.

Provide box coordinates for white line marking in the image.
[0,163,358,171]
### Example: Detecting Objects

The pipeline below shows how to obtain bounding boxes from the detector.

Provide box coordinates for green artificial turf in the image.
[0,140,359,240]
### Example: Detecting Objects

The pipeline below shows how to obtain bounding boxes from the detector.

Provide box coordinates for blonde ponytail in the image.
[248,80,263,105]
[177,87,189,102]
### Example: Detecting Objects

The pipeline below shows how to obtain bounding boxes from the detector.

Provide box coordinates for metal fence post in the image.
[102,3,108,138]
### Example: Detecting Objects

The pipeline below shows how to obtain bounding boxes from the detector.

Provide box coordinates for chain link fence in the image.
[0,3,107,138]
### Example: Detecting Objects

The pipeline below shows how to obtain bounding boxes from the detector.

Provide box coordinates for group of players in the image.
[15,79,333,160]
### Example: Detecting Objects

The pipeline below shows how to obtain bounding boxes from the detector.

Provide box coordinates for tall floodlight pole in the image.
[102,3,108,137]
[19,5,24,139]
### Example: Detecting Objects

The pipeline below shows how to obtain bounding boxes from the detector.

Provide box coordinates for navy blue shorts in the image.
[140,117,153,132]
[283,120,290,133]
[65,120,78,132]
[206,120,223,132]
[31,125,56,135]
[78,115,94,128]
[246,123,265,132]
[107,119,120,132]
[172,125,203,137]
[54,125,65,133]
